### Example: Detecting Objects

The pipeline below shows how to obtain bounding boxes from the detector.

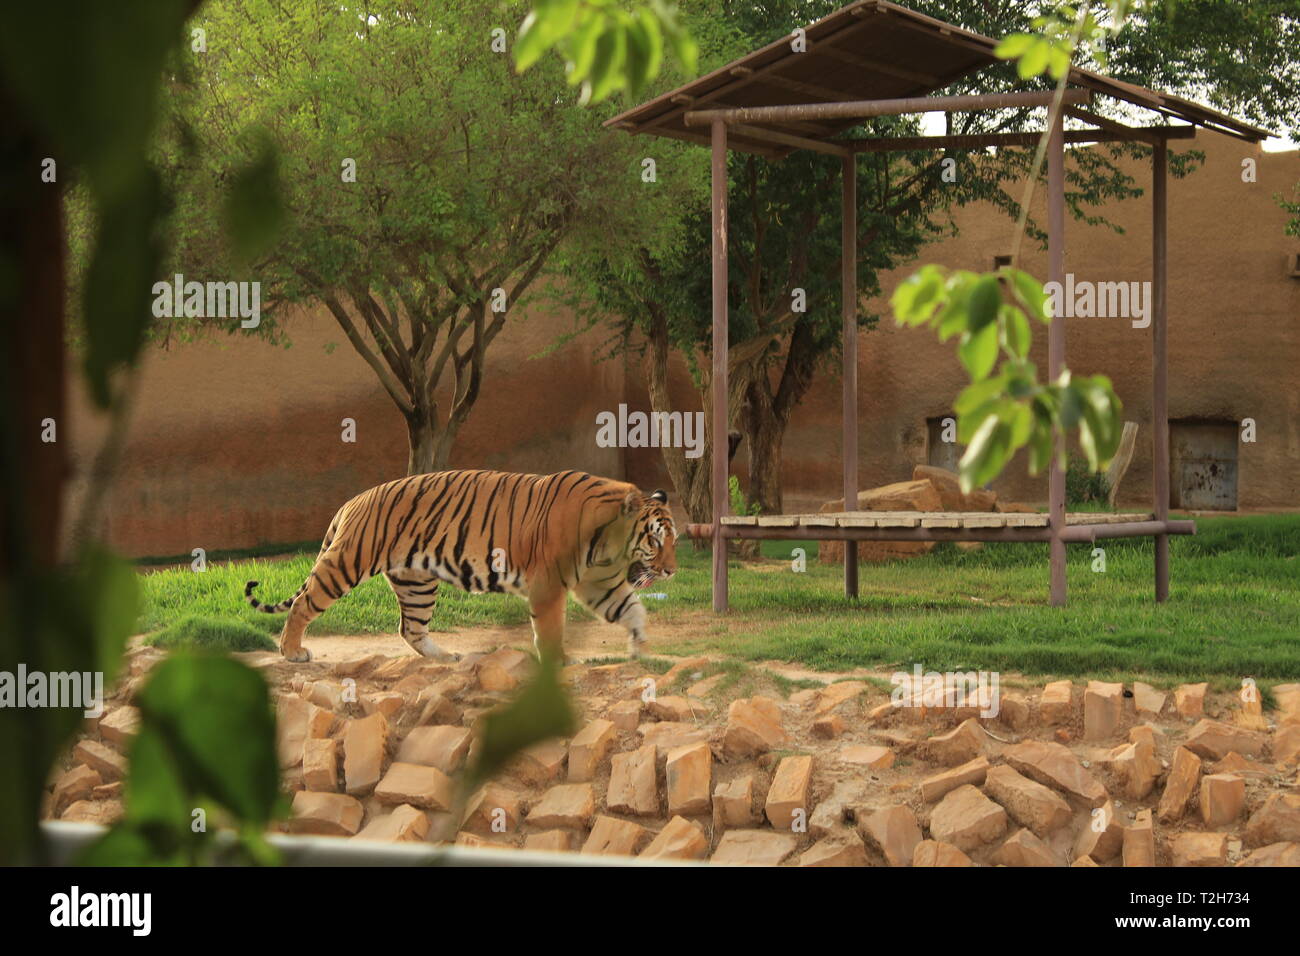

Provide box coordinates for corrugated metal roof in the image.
[604,0,1272,155]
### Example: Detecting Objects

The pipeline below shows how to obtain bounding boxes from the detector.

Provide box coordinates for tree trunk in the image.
[642,309,713,523]
[740,385,787,517]
[2,135,66,573]
[737,368,793,519]
[2,88,71,866]
[736,323,820,517]
[404,410,440,475]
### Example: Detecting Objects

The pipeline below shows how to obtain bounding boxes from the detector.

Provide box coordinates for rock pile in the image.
[43,647,1300,866]
[818,465,1036,564]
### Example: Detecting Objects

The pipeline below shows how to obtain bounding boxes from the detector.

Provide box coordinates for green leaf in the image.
[81,170,165,407]
[463,651,575,793]
[1077,406,1100,469]
[936,282,974,341]
[123,726,191,830]
[630,9,664,94]
[1028,404,1055,474]
[959,415,1012,492]
[225,136,284,265]
[1047,43,1072,80]
[958,320,999,381]
[994,33,1037,60]
[654,0,698,75]
[515,0,580,73]
[1017,38,1052,78]
[1006,401,1034,448]
[891,265,944,326]
[967,275,1002,332]
[1001,303,1031,359]
[79,824,178,867]
[135,652,280,826]
[956,400,1002,444]
[77,547,139,684]
[1074,375,1123,467]
[587,24,629,103]
[624,18,652,99]
[564,13,605,85]
[953,374,1009,419]
[0,0,192,204]
[1059,380,1083,429]
[1007,268,1050,323]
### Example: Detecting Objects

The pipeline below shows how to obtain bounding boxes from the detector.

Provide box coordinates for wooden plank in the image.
[723,524,1053,542]
[920,516,962,528]
[872,512,921,528]
[835,515,878,528]
[754,511,1169,530]
[962,514,1006,529]
[1001,513,1050,527]
[802,515,840,527]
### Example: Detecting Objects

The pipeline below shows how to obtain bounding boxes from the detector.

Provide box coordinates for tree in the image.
[161,0,660,473]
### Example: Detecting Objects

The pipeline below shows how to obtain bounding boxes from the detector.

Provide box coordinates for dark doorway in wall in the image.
[927,415,960,473]
[1170,420,1238,510]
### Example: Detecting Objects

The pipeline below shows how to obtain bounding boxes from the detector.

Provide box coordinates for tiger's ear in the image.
[621,491,640,516]
[650,489,668,504]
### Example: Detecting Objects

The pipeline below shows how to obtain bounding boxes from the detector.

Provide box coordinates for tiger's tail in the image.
[244,579,306,614]
[245,512,342,614]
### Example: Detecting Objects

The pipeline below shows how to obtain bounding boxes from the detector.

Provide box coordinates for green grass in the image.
[135,551,540,637]
[135,514,1300,683]
[143,615,277,653]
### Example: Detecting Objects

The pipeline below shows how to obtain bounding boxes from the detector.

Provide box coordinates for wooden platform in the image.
[719,511,1154,529]
[695,510,1196,545]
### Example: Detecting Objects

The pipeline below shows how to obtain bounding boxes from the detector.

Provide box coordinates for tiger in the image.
[244,469,677,663]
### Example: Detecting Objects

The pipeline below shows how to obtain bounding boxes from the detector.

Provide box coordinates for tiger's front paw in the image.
[282,646,312,663]
[627,634,646,660]
[413,637,459,662]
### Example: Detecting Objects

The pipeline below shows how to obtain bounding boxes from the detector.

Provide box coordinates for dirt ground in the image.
[215,619,919,687]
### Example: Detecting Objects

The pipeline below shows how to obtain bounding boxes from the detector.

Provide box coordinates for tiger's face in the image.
[626,489,677,589]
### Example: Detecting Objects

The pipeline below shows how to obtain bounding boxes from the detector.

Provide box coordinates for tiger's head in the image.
[624,489,677,589]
